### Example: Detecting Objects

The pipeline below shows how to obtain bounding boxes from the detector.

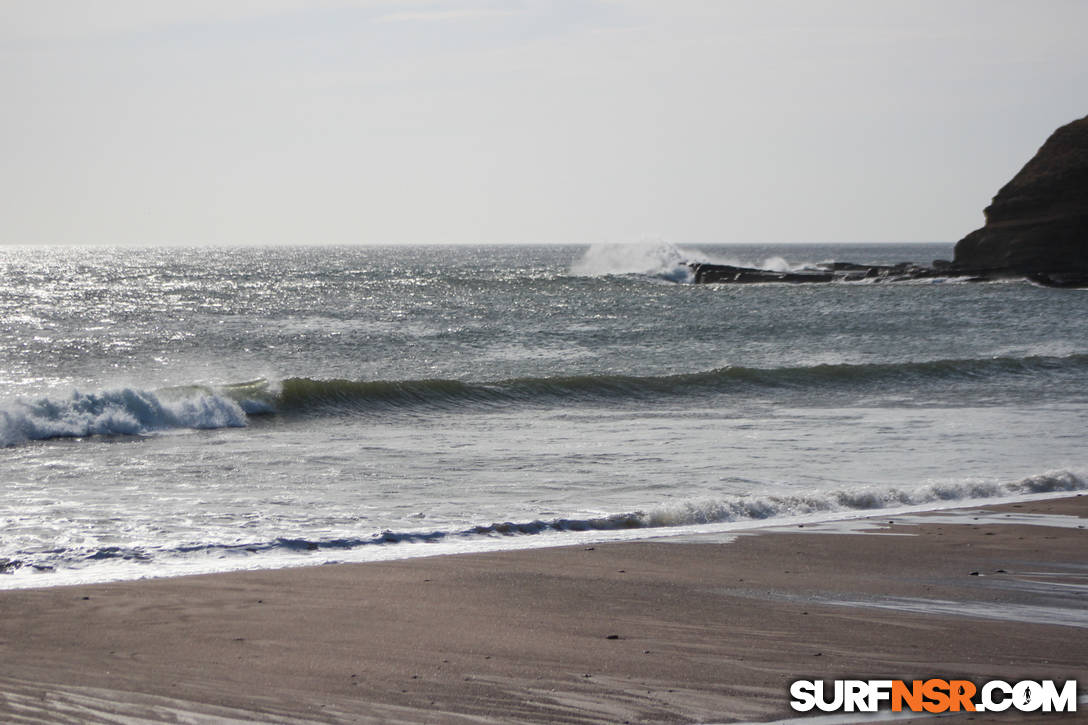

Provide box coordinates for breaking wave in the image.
[234,353,1088,414]
[570,241,701,282]
[641,470,1086,527]
[5,352,1088,445]
[6,471,1082,577]
[0,388,247,447]
[569,242,820,282]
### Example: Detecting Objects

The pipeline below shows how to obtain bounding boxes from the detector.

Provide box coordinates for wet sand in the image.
[1,495,1085,723]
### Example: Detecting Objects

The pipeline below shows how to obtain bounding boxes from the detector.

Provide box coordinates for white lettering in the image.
[815,680,844,712]
[789,680,817,712]
[1013,680,1043,712]
[981,680,1012,712]
[1040,680,1077,713]
[844,680,868,712]
[867,680,893,711]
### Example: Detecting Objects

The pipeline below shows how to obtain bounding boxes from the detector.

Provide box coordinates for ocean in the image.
[2,242,1086,588]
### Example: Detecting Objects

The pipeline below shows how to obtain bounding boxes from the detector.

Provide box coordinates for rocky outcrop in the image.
[689,261,981,284]
[953,114,1088,275]
[692,116,1088,286]
[690,263,832,284]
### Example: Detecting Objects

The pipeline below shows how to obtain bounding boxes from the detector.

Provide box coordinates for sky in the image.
[2,0,1086,246]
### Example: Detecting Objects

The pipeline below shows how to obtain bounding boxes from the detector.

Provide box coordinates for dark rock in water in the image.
[689,261,981,285]
[954,114,1088,275]
[1025,271,1088,288]
[690,263,832,284]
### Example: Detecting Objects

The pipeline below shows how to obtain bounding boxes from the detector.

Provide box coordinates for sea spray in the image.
[570,241,703,282]
[0,388,248,446]
[570,241,825,281]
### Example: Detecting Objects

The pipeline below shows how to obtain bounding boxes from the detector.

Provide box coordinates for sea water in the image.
[2,242,1086,588]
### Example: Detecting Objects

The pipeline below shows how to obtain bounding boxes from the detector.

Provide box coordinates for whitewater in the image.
[2,243,1087,588]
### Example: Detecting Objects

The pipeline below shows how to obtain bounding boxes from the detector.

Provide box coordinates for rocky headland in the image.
[954,113,1088,285]
[692,114,1088,286]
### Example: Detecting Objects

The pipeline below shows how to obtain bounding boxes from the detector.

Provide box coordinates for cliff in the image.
[954,115,1088,274]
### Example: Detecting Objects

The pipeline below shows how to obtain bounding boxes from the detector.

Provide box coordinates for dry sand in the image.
[1,496,1085,724]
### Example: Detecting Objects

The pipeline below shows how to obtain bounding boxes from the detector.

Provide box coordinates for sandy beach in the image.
[1,495,1085,724]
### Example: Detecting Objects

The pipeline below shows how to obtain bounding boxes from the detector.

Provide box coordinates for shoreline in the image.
[3,485,1085,592]
[1,495,1085,723]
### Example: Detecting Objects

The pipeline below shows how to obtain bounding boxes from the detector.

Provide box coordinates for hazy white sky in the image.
[3,0,1086,245]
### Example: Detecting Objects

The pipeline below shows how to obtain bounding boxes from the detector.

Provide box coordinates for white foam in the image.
[761,255,792,272]
[570,241,700,282]
[641,470,1086,527]
[0,388,248,446]
[569,242,830,282]
[6,485,1084,592]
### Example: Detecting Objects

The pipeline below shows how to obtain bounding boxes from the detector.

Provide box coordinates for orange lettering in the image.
[948,680,976,711]
[922,679,950,713]
[892,680,924,712]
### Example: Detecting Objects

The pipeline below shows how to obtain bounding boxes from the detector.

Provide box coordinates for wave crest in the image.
[27,471,1084,572]
[233,353,1088,415]
[7,353,1087,445]
[0,388,247,446]
[643,470,1086,527]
